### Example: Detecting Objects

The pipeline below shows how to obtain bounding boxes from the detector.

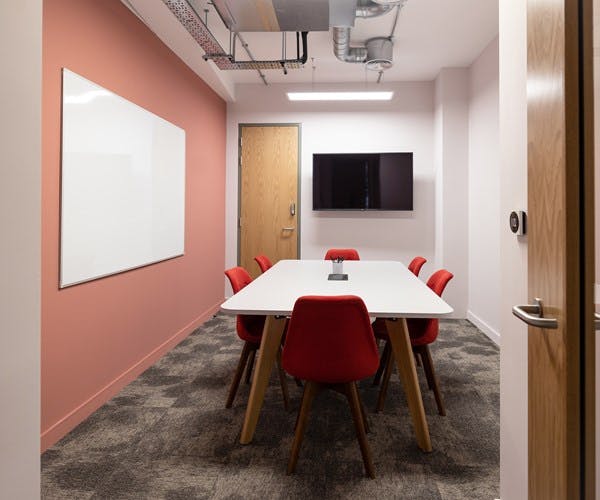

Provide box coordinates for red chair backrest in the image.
[225,266,253,294]
[409,269,454,346]
[282,295,379,383]
[254,254,273,274]
[408,256,427,277]
[324,248,360,261]
[224,266,264,343]
[426,269,454,296]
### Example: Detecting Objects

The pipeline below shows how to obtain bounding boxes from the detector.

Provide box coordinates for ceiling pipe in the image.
[332,0,403,64]
[355,0,397,18]
[332,27,368,63]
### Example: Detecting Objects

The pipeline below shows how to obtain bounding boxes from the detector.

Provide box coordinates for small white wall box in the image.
[509,210,527,236]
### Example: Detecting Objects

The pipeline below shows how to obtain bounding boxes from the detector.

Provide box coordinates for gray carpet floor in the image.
[42,314,499,499]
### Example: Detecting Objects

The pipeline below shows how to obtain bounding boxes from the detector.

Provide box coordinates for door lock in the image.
[290,202,296,216]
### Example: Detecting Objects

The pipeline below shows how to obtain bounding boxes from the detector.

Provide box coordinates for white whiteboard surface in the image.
[60,69,186,288]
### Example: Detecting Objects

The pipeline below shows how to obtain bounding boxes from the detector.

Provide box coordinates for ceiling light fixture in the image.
[287,91,394,101]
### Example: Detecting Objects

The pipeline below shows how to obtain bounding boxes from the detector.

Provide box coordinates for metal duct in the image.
[365,37,393,71]
[162,0,308,71]
[355,0,396,18]
[332,0,402,65]
[332,27,368,63]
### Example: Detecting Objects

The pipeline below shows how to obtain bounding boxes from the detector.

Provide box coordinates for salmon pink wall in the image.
[42,0,226,450]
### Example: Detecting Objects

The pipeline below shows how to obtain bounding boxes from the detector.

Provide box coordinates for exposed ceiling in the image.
[123,0,498,101]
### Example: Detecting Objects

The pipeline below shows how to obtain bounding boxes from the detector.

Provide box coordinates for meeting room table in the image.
[220,259,453,452]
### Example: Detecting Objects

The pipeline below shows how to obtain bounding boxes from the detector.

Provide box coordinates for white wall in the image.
[467,38,501,344]
[0,1,42,499]
[227,84,440,289]
[434,68,470,318]
[499,1,529,498]
[226,82,472,317]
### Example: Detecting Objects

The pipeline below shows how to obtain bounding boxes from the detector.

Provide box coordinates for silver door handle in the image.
[595,313,600,330]
[282,227,295,231]
[512,298,558,329]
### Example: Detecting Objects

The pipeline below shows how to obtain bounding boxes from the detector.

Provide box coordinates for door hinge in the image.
[238,217,241,228]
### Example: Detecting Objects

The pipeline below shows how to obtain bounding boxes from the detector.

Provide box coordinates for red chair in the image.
[324,248,360,261]
[282,295,379,478]
[408,256,427,277]
[254,254,273,274]
[224,266,289,410]
[373,269,454,416]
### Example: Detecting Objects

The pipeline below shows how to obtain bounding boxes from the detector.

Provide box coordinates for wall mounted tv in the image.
[312,152,413,211]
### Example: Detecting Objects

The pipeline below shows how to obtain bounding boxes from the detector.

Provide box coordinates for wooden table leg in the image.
[240,315,287,444]
[385,318,432,452]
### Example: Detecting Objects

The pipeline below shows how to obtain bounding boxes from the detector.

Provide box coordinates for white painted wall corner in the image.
[467,310,500,345]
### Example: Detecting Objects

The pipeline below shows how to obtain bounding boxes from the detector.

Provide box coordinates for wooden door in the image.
[238,125,299,278]
[524,0,595,497]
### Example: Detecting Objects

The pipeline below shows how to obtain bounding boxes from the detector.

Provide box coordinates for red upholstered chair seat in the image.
[236,315,265,344]
[324,248,360,261]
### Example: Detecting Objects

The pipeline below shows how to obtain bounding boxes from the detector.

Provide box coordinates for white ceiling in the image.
[124,0,498,99]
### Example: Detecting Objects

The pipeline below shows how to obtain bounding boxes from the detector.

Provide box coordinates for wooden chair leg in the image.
[415,351,423,368]
[419,345,446,416]
[346,382,376,479]
[294,386,306,431]
[288,381,319,474]
[372,341,391,386]
[375,348,394,413]
[358,388,370,434]
[245,350,256,385]
[226,341,254,408]
[277,347,290,411]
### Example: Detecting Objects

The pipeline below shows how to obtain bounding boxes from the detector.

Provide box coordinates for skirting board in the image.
[467,310,500,346]
[40,300,223,452]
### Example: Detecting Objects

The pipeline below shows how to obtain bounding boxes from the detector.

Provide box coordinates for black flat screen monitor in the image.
[312,152,413,211]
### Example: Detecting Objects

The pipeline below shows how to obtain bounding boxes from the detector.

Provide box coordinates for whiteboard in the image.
[60,69,186,288]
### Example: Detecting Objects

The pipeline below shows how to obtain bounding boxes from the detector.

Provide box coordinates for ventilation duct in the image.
[161,0,310,70]
[332,0,405,68]
[355,0,397,18]
[332,27,368,63]
[365,37,393,71]
[158,0,405,74]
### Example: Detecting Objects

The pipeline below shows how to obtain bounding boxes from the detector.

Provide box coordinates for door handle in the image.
[512,298,558,329]
[282,227,295,231]
[595,313,600,331]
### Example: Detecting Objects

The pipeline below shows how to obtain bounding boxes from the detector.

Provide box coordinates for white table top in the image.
[221,260,453,318]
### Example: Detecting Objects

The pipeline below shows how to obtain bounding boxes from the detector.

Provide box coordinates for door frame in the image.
[237,123,302,265]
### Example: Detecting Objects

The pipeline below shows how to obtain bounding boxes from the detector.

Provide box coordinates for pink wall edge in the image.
[40,302,220,451]
[42,0,226,451]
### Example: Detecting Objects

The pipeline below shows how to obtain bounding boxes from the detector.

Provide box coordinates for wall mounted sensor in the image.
[509,210,527,236]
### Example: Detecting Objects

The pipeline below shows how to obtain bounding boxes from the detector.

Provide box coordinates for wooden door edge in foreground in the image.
[527,0,595,498]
